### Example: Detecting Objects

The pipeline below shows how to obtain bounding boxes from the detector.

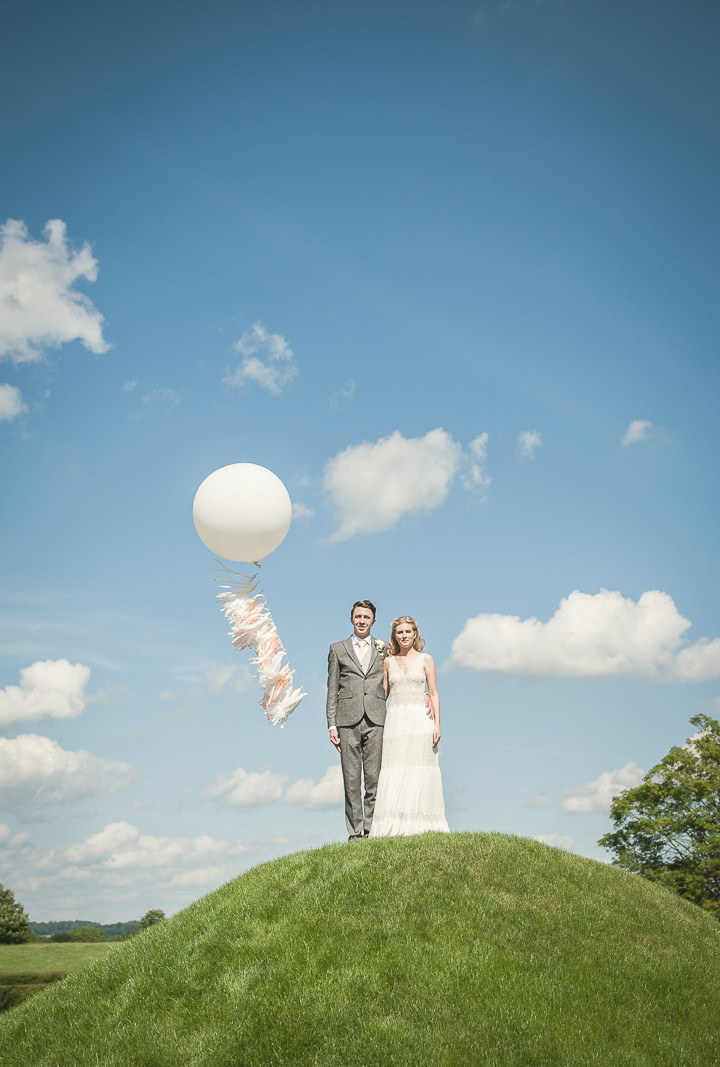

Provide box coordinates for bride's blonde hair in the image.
[388,616,425,656]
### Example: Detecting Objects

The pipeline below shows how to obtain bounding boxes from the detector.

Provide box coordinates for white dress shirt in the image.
[352,634,371,670]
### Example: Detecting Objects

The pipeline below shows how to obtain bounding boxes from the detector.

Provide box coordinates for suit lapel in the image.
[344,637,363,672]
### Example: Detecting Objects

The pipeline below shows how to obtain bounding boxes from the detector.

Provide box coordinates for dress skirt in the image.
[370,655,450,838]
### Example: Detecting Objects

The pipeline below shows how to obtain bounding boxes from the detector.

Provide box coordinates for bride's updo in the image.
[388,616,425,656]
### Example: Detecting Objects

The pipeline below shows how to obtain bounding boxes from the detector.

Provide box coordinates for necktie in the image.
[357,639,370,670]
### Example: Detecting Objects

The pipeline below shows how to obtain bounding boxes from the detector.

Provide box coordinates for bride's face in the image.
[395,623,415,649]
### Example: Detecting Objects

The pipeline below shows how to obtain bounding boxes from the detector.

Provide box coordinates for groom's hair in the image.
[351,600,376,621]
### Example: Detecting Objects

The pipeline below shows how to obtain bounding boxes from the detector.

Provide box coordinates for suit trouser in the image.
[339,713,384,838]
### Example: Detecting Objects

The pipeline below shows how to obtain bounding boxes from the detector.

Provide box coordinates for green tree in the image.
[599,713,720,918]
[71,925,105,942]
[138,909,166,931]
[0,883,31,944]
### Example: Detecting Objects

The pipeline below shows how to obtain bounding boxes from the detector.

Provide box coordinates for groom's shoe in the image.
[348,834,363,841]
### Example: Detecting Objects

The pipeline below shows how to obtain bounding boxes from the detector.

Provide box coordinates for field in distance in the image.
[0,942,115,977]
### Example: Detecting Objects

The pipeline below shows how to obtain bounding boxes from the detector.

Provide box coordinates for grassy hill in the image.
[0,833,718,1065]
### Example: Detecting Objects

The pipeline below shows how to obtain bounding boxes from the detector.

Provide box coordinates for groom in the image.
[327,600,387,840]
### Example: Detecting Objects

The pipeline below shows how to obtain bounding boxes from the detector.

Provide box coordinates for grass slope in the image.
[0,833,718,1066]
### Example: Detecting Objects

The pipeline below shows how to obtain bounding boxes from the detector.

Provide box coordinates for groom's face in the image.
[351,607,374,639]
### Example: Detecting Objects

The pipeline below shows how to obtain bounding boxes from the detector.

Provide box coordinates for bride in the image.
[369,616,450,838]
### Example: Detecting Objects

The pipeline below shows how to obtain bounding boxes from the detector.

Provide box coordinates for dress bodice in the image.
[387,654,426,702]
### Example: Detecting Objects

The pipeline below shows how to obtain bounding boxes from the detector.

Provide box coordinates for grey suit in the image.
[327,637,387,838]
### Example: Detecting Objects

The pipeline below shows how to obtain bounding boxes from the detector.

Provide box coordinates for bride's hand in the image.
[432,725,441,747]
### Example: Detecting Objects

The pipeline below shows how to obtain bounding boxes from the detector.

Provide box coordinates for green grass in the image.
[0,833,718,1065]
[0,942,116,1015]
[0,942,115,977]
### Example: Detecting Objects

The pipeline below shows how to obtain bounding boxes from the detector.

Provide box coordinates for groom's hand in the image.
[329,728,341,752]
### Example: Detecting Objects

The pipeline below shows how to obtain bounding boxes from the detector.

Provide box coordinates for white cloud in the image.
[169,866,231,888]
[622,419,654,446]
[0,659,91,730]
[531,793,552,807]
[561,762,644,813]
[284,764,344,809]
[462,433,491,493]
[0,734,135,812]
[208,763,344,811]
[146,387,180,410]
[447,589,720,681]
[209,766,288,807]
[292,501,315,521]
[0,383,27,421]
[673,640,720,682]
[130,387,182,419]
[330,379,356,410]
[65,821,239,870]
[0,823,30,848]
[225,322,297,395]
[2,822,250,919]
[0,218,109,363]
[517,429,543,459]
[205,663,254,694]
[205,665,236,693]
[532,833,574,850]
[323,427,462,541]
[123,380,136,392]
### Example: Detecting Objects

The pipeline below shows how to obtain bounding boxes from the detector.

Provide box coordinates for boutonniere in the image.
[373,639,386,654]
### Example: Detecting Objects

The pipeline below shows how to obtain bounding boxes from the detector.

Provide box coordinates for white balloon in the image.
[193,463,292,562]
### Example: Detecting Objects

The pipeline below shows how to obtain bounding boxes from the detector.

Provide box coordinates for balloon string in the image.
[212,561,305,727]
[211,558,258,583]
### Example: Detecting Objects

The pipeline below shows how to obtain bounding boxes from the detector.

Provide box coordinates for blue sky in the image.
[1,0,719,922]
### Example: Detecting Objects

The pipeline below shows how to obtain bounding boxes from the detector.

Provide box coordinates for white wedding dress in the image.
[369,653,450,837]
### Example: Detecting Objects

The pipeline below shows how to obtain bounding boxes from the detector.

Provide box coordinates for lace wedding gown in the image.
[369,654,450,837]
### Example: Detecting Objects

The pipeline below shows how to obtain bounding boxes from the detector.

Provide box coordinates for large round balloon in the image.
[193,463,292,562]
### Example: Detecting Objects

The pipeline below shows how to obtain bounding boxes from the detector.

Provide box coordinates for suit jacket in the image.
[326,637,387,730]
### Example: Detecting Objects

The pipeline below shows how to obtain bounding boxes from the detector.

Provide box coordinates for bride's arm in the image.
[424,654,441,746]
[383,657,390,698]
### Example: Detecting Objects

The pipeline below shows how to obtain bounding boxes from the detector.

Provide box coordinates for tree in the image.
[599,713,720,918]
[138,909,166,931]
[71,925,105,942]
[0,883,31,944]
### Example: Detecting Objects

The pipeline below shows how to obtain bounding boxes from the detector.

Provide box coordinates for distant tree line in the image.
[1,890,167,945]
[29,919,141,941]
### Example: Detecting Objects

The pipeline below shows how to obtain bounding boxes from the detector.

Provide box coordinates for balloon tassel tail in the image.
[213,564,305,727]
